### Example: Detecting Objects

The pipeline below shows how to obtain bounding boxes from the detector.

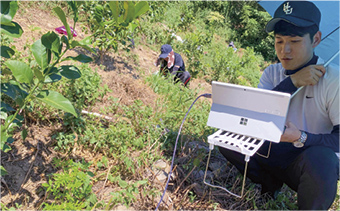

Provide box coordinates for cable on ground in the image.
[155,93,212,211]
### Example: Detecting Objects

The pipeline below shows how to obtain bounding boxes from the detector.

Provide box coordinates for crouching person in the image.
[155,44,191,87]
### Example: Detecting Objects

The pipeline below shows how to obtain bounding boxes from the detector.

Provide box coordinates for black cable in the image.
[155,93,212,211]
[321,26,339,42]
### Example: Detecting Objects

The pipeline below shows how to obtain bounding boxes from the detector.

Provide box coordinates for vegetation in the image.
[1,0,93,167]
[1,1,339,210]
[81,1,149,64]
[138,1,268,86]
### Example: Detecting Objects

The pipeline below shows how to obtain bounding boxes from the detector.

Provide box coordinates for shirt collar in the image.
[285,54,319,75]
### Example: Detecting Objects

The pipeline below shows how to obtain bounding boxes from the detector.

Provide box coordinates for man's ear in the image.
[312,31,322,48]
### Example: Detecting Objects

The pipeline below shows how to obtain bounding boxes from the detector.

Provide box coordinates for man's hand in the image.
[290,65,326,88]
[280,121,301,143]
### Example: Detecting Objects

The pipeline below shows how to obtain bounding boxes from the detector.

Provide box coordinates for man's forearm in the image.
[304,125,339,152]
[272,77,298,94]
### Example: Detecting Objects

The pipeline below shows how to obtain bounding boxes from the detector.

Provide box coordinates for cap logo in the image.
[283,2,293,15]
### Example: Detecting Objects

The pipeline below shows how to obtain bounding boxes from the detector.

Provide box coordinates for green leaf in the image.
[6,115,23,132]
[71,40,95,53]
[1,66,11,75]
[1,45,15,58]
[63,54,93,63]
[7,137,14,144]
[4,60,33,84]
[75,1,84,7]
[78,36,92,46]
[118,179,128,189]
[33,68,44,82]
[128,22,138,33]
[59,65,81,79]
[108,1,119,22]
[1,130,8,149]
[134,1,149,19]
[21,129,28,141]
[136,180,148,185]
[47,49,52,65]
[0,21,23,38]
[1,102,15,112]
[44,74,61,83]
[193,157,200,167]
[102,156,108,167]
[43,66,59,75]
[1,21,15,27]
[86,171,95,177]
[41,31,61,54]
[123,1,135,24]
[0,111,7,120]
[1,1,18,24]
[53,7,72,40]
[0,165,8,176]
[3,144,12,153]
[67,1,79,23]
[61,35,70,49]
[37,90,78,117]
[31,39,48,69]
[108,174,115,183]
[1,82,28,106]
[94,5,104,23]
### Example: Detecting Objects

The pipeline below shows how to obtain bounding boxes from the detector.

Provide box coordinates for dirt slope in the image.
[1,5,213,210]
[1,6,158,209]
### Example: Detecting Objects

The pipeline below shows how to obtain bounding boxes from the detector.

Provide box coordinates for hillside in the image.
[1,3,218,210]
[1,1,339,211]
[12,5,209,108]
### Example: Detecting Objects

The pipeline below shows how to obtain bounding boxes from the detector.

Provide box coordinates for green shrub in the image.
[145,74,211,138]
[205,46,262,87]
[145,1,170,23]
[227,2,275,61]
[107,177,148,209]
[177,31,212,78]
[81,1,149,64]
[42,159,97,210]
[138,20,175,46]
[51,64,109,110]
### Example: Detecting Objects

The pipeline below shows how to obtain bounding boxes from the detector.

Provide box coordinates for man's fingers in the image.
[314,65,326,75]
[314,68,324,78]
[310,65,325,85]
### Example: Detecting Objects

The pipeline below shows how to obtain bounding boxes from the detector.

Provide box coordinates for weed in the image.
[42,159,97,210]
[106,177,148,209]
[47,64,110,111]
[52,132,76,152]
[145,73,211,138]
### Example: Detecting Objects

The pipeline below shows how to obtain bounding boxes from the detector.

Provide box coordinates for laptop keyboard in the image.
[207,129,265,156]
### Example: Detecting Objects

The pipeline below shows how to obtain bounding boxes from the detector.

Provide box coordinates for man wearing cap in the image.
[155,44,191,87]
[219,1,339,210]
